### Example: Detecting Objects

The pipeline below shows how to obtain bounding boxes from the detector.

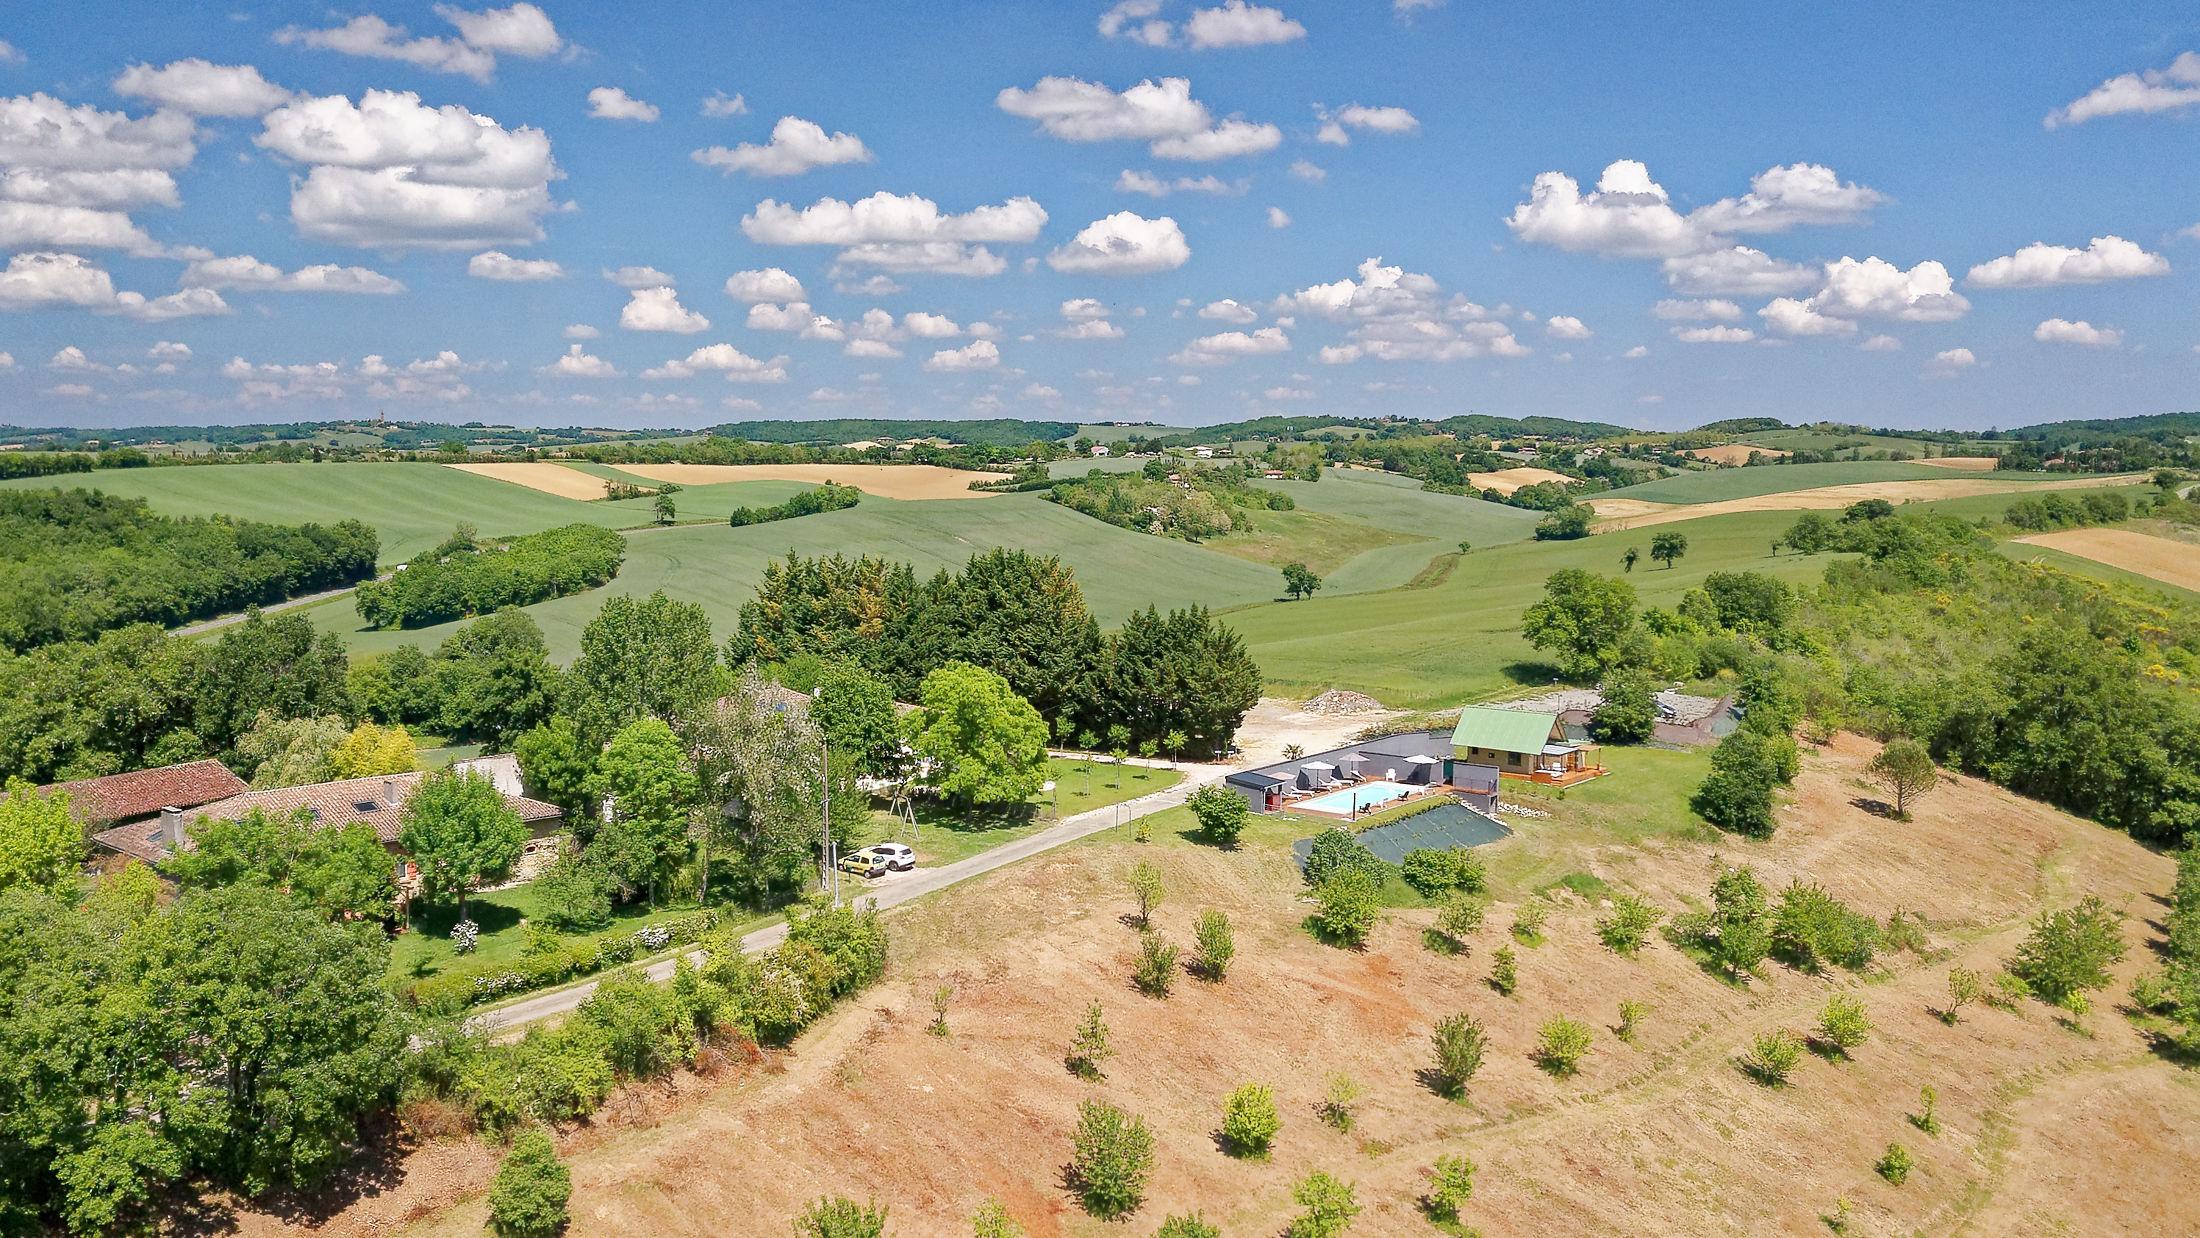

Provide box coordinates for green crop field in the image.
[1603,460,2075,504]
[1233,469,1543,592]
[1069,423,1165,443]
[306,491,1289,661]
[0,462,656,563]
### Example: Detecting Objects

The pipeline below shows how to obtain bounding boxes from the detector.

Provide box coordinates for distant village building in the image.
[1090,444,1112,457]
[1191,445,1215,458]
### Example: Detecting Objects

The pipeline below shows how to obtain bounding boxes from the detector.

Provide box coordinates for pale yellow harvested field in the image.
[1913,455,2002,471]
[444,461,610,500]
[617,462,1010,500]
[1467,465,1572,495]
[1590,472,2149,532]
[1687,443,1790,465]
[2015,526,2200,593]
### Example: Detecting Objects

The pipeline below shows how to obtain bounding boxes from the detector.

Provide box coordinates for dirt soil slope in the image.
[444,461,611,500]
[617,462,1010,500]
[1467,466,1573,495]
[2014,526,2200,593]
[238,735,2188,1237]
[1688,444,1791,465]
[1590,473,2148,531]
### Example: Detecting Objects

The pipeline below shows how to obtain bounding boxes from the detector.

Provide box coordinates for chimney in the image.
[159,806,184,850]
[383,777,400,810]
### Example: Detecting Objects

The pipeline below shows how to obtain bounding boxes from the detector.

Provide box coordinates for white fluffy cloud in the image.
[0,93,199,255]
[1808,256,1970,322]
[1859,334,1901,352]
[1545,314,1591,340]
[1059,317,1125,340]
[1267,207,1290,228]
[587,87,660,123]
[1660,246,1817,295]
[183,254,404,293]
[693,116,872,176]
[112,60,291,116]
[1279,257,1527,362]
[620,286,710,333]
[544,342,617,377]
[641,342,788,382]
[1116,169,1241,196]
[1652,298,1741,321]
[0,251,228,319]
[605,265,674,288]
[1757,296,1856,337]
[1687,163,1889,235]
[563,323,599,339]
[745,191,1045,277]
[468,250,563,281]
[1316,103,1420,144]
[1672,325,1755,344]
[256,90,559,249]
[904,311,963,337]
[275,4,562,82]
[746,301,846,341]
[1046,212,1191,274]
[997,76,1278,161]
[1062,298,1111,321]
[1185,2,1306,49]
[1200,298,1258,323]
[922,339,1001,372]
[1966,236,2168,288]
[2048,52,2200,127]
[1928,347,1976,374]
[723,267,806,302]
[1172,325,1289,364]
[702,91,748,118]
[1098,0,1174,44]
[2033,317,2121,348]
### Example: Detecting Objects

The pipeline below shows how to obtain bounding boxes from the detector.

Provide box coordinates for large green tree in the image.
[513,716,598,825]
[1521,569,1639,681]
[397,770,527,922]
[566,591,722,745]
[432,608,561,749]
[162,807,398,923]
[681,669,841,906]
[0,780,85,900]
[589,718,701,904]
[908,662,1049,808]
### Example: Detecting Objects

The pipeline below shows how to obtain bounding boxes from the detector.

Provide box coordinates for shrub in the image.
[1943,966,1982,1022]
[1429,1013,1486,1098]
[1133,932,1179,998]
[1303,827,1385,887]
[1741,1029,1802,1086]
[1070,1100,1154,1219]
[1816,995,1871,1056]
[1617,999,1649,1044]
[1876,1142,1913,1186]
[970,1199,1023,1238]
[1067,1001,1112,1080]
[1882,909,1929,955]
[1535,1016,1592,1077]
[1311,869,1381,947]
[1192,908,1235,980]
[1400,847,1486,898]
[1286,1170,1360,1238]
[1705,864,1772,978]
[1155,1216,1220,1238]
[1491,945,1518,996]
[513,1026,616,1122]
[1512,900,1548,946]
[1773,882,1878,971]
[1597,892,1663,956]
[1220,1082,1281,1158]
[487,1129,570,1238]
[1986,971,2031,1013]
[1435,892,1485,952]
[794,1196,889,1237]
[1127,861,1164,928]
[1186,784,1249,846]
[928,983,953,1038]
[1318,1073,1361,1132]
[532,852,614,932]
[1910,1084,1941,1136]
[1424,1153,1476,1224]
[2009,896,2126,1008]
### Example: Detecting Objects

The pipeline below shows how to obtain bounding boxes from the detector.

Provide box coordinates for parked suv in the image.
[869,842,916,872]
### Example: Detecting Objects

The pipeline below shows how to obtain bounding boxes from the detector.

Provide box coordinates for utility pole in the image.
[815,687,838,908]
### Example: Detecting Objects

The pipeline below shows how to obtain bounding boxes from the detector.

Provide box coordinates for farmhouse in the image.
[1224,729,1500,816]
[40,759,247,832]
[89,766,565,887]
[1450,705,1603,785]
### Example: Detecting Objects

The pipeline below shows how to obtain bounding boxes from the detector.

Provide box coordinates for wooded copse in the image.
[0,487,378,651]
[354,523,624,629]
[725,480,862,527]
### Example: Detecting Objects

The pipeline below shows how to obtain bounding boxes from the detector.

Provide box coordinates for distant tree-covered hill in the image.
[1146,413,1634,446]
[709,418,1077,447]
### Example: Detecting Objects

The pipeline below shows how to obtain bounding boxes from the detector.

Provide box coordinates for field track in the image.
[2014,526,2200,593]
[1591,472,2148,531]
[616,462,1010,499]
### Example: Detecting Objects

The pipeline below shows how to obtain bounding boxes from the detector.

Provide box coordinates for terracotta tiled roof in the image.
[42,760,247,827]
[89,769,562,863]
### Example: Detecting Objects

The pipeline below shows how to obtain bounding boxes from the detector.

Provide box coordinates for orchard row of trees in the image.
[354,523,625,629]
[730,548,1263,757]
[0,487,378,652]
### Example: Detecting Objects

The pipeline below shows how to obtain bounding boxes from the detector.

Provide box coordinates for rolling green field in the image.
[1238,469,1542,593]
[306,492,1289,661]
[0,462,655,563]
[1603,459,2071,504]
[1733,426,2017,459]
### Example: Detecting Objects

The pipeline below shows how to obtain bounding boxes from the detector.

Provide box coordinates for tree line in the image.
[0,488,378,652]
[1045,459,1297,541]
[725,481,862,527]
[354,523,624,629]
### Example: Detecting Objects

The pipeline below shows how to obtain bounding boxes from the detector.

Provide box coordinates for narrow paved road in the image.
[168,572,392,636]
[473,762,1227,1033]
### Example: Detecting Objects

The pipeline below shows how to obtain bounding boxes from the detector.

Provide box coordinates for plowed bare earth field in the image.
[1686,444,1792,465]
[618,462,1011,499]
[1466,466,1573,495]
[1591,473,2149,532]
[237,736,2188,1237]
[443,461,616,500]
[2015,526,2200,594]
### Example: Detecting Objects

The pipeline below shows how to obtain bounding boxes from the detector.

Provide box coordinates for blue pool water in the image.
[1297,779,1415,815]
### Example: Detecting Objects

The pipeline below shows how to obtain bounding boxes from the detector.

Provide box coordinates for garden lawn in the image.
[0,461,647,563]
[389,883,770,984]
[857,756,1181,868]
[307,492,1283,661]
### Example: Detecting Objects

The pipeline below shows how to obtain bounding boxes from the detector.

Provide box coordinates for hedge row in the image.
[406,909,718,1012]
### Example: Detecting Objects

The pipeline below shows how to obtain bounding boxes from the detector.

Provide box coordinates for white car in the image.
[869,842,916,872]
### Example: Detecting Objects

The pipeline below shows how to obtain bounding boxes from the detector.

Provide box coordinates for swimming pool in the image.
[1296,779,1416,815]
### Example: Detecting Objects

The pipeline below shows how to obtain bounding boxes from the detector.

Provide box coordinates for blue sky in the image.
[0,1,2194,431]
